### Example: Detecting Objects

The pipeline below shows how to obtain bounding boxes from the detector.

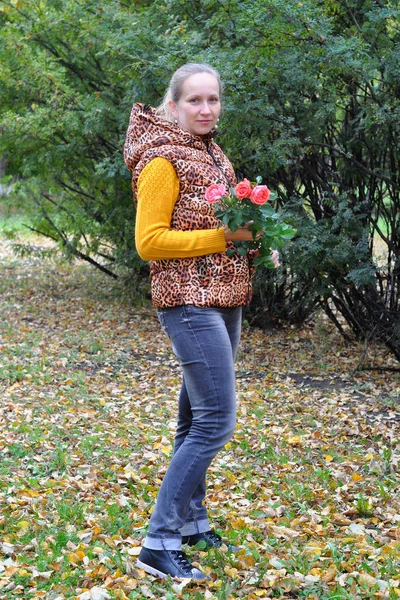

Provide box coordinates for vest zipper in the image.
[205,140,234,191]
[205,140,223,173]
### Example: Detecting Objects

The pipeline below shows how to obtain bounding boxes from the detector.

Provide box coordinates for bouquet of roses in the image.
[205,177,296,269]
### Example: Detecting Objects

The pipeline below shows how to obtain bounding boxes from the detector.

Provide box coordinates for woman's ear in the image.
[168,100,178,119]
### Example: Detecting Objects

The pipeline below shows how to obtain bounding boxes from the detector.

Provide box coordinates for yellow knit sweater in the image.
[135,157,226,260]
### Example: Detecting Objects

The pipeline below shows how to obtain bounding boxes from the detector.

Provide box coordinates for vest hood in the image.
[124,102,216,174]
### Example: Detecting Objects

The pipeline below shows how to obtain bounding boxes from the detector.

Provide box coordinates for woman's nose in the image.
[200,102,212,114]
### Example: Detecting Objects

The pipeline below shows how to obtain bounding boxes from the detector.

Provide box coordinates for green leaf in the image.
[237,246,248,256]
[259,204,275,218]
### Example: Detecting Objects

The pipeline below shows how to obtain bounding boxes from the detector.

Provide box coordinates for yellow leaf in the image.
[16,520,29,529]
[131,521,146,530]
[303,543,323,557]
[271,576,299,593]
[104,537,115,548]
[231,518,246,528]
[237,554,255,568]
[381,542,399,557]
[114,592,129,600]
[225,470,236,482]
[332,513,351,525]
[68,552,84,564]
[359,572,377,588]
[351,472,363,481]
[161,445,172,455]
[322,566,337,583]
[287,435,302,445]
[18,489,40,498]
[224,565,238,577]
[324,455,334,462]
[4,566,18,577]
[125,578,138,590]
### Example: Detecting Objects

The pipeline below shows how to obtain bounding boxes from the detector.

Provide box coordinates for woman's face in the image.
[169,72,221,136]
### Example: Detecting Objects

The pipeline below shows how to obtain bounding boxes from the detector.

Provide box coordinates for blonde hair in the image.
[156,63,222,121]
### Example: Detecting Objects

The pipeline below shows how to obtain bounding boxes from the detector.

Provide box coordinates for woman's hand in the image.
[224,223,280,269]
[224,221,261,242]
[248,248,280,268]
[270,249,280,268]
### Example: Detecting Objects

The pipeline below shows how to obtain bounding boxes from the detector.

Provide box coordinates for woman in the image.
[124,63,278,581]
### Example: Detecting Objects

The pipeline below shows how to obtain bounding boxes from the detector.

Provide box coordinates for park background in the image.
[0,1,399,599]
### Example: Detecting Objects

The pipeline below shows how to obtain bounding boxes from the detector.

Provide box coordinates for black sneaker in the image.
[182,530,241,552]
[136,547,210,580]
[182,530,223,548]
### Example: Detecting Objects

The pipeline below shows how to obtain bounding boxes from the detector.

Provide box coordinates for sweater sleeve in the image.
[135,157,227,261]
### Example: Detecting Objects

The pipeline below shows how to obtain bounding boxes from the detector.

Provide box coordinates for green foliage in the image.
[0,0,154,276]
[0,0,399,357]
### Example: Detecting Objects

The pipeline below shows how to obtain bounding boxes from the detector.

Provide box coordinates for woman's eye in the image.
[188,98,219,104]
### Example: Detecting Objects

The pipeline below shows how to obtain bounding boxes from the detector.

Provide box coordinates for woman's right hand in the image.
[224,221,261,242]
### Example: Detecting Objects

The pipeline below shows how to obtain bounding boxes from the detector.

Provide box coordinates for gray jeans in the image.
[143,305,242,550]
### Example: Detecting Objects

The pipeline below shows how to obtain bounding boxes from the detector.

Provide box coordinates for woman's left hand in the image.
[249,248,280,268]
[270,249,280,269]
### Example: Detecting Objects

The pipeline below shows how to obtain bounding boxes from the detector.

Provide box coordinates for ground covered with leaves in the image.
[0,236,399,600]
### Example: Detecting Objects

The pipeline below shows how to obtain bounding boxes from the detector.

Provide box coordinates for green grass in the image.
[0,200,32,234]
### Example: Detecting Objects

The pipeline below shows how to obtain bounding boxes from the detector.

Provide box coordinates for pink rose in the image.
[250,185,270,205]
[205,183,227,204]
[234,179,252,199]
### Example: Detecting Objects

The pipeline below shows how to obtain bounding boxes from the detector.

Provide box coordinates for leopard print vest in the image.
[124,103,252,308]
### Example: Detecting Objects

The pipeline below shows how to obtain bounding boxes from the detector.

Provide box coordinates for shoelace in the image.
[170,550,194,574]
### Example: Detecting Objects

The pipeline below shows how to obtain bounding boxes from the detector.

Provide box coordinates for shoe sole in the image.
[136,558,169,579]
[136,559,209,581]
